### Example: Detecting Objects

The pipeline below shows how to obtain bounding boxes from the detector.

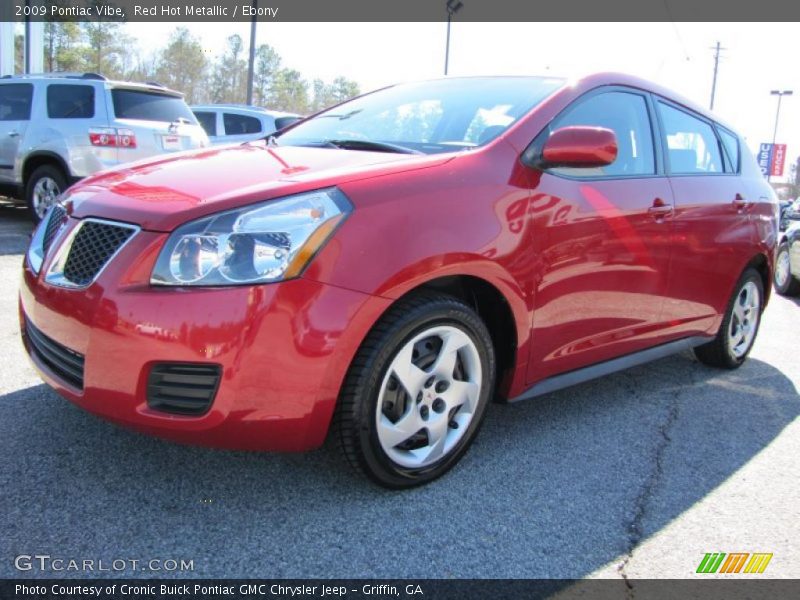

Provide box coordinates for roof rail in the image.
[145,81,166,88]
[0,72,108,81]
[197,103,269,111]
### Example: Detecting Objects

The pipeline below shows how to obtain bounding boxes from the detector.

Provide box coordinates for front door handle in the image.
[8,131,19,138]
[648,197,673,218]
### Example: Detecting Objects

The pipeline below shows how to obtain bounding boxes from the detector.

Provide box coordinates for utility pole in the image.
[444,0,463,76]
[246,0,257,105]
[709,41,725,111]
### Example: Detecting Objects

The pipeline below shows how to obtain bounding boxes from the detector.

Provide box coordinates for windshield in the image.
[277,77,565,154]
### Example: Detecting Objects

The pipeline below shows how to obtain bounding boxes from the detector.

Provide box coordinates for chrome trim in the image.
[44,218,140,289]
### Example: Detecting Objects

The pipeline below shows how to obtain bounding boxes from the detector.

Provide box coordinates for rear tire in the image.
[335,292,496,489]
[26,165,66,224]
[774,242,800,296]
[694,268,764,369]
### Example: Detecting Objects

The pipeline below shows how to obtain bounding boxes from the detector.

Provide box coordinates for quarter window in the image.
[47,84,95,119]
[717,128,740,173]
[548,91,655,177]
[658,103,723,174]
[223,113,262,135]
[0,83,33,121]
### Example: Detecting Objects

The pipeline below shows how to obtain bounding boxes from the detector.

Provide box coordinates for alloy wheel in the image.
[32,177,61,220]
[728,281,760,358]
[375,325,482,469]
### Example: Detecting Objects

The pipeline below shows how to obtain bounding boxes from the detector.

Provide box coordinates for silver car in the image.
[0,73,209,222]
[191,104,300,145]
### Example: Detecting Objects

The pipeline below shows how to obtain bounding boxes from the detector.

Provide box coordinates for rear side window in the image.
[0,83,33,121]
[223,113,262,135]
[658,102,723,174]
[112,89,197,123]
[717,128,740,173]
[549,91,655,177]
[47,84,94,119]
[194,111,217,136]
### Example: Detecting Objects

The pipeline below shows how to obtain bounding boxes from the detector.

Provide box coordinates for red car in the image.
[20,74,777,488]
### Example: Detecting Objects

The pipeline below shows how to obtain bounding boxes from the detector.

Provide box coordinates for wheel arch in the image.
[22,152,71,186]
[381,272,529,400]
[744,252,772,308]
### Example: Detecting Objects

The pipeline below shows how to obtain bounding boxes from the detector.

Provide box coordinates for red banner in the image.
[770,143,787,177]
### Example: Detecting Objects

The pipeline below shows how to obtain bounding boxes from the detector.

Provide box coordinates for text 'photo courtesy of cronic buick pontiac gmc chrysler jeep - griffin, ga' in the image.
[20,73,778,488]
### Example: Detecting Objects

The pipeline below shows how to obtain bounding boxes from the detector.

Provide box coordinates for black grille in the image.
[42,205,67,256]
[147,363,222,416]
[24,318,85,390]
[62,221,135,286]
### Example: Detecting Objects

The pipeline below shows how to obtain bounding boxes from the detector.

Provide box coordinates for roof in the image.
[0,72,182,97]
[190,104,299,118]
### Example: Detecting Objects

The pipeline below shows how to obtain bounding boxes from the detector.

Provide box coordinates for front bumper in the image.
[19,224,390,451]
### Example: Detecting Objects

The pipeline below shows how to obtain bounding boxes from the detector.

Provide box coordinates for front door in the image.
[525,88,676,383]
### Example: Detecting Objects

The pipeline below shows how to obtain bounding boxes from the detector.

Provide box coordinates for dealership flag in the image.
[758,143,787,177]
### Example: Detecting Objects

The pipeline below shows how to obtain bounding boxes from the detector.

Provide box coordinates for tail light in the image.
[89,127,137,149]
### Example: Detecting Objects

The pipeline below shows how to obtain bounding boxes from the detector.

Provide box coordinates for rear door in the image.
[655,100,755,334]
[0,83,33,184]
[526,88,676,383]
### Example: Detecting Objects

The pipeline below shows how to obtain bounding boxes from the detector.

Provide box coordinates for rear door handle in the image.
[733,193,750,211]
[7,131,19,138]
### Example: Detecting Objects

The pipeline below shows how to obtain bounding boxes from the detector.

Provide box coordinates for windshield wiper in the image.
[319,139,423,155]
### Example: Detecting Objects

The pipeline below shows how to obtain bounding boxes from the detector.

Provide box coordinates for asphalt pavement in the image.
[0,201,798,580]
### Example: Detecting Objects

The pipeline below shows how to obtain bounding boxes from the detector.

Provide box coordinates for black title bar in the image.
[3,0,800,22]
[3,579,800,600]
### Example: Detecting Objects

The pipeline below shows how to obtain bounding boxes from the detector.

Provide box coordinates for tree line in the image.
[14,23,361,114]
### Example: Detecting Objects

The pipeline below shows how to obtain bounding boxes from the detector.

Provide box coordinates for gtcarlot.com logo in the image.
[14,554,194,573]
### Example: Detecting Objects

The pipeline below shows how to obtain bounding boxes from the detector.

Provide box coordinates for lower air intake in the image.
[146,363,222,416]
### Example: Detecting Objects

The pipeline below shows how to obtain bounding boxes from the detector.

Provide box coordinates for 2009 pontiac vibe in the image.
[21,74,777,488]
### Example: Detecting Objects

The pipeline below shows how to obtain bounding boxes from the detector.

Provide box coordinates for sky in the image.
[124,22,800,183]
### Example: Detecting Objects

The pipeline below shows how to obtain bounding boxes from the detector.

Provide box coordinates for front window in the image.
[277,77,565,154]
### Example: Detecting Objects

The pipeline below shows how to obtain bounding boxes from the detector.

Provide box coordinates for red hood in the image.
[66,144,453,231]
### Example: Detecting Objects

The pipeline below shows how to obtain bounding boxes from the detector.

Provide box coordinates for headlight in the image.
[151,188,351,286]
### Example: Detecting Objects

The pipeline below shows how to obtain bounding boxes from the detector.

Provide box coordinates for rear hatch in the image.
[109,86,209,161]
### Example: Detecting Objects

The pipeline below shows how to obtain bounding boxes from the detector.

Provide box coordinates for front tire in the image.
[335,293,496,489]
[774,242,800,296]
[694,268,764,369]
[26,165,66,224]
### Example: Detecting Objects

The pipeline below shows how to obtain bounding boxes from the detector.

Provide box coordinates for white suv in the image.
[0,73,209,221]
[191,104,300,145]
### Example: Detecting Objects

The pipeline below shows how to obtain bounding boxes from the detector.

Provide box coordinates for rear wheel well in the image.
[745,253,771,308]
[22,154,69,186]
[401,275,518,400]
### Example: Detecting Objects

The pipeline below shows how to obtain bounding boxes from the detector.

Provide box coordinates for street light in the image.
[444,0,464,76]
[768,90,793,182]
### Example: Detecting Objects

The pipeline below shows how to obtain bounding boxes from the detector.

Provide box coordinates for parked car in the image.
[191,104,300,145]
[774,198,800,296]
[0,72,209,222]
[20,74,777,488]
[779,198,793,232]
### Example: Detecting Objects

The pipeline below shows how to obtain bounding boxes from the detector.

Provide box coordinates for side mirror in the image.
[540,126,618,169]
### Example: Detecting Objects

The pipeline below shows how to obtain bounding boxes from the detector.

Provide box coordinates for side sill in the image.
[509,336,711,403]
